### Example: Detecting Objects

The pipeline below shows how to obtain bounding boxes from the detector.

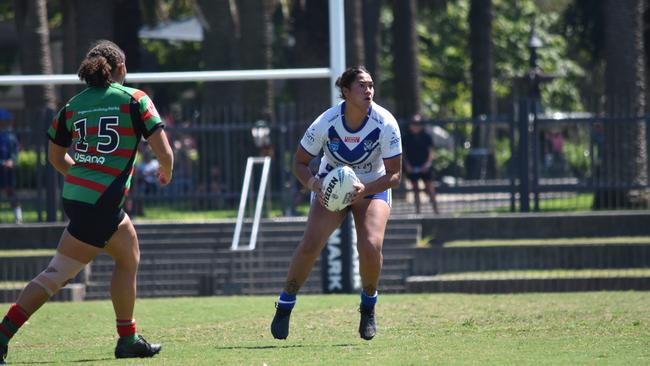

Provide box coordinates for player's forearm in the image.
[49,154,74,175]
[292,162,315,191]
[365,170,401,195]
[148,129,174,172]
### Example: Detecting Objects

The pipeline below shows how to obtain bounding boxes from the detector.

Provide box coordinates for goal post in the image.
[0,0,346,107]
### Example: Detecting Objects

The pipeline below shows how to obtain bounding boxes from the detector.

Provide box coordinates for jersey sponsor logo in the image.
[304,131,315,143]
[322,175,340,207]
[325,228,343,291]
[328,138,341,152]
[390,136,401,148]
[351,162,373,174]
[344,136,360,143]
[74,152,106,165]
[326,113,339,124]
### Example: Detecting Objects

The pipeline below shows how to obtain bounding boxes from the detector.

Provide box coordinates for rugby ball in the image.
[321,166,360,212]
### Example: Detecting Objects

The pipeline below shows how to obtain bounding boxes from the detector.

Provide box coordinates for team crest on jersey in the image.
[328,138,341,152]
[363,140,375,151]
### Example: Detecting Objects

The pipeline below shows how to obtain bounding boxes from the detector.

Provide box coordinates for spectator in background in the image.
[402,114,439,214]
[0,109,22,223]
[137,150,160,196]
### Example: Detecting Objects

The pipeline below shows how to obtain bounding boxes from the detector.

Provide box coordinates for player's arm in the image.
[147,128,174,186]
[47,141,75,176]
[293,146,320,193]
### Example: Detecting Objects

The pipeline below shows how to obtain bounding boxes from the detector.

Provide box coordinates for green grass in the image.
[1,293,649,365]
[0,249,56,257]
[0,281,26,289]
[444,236,650,247]
[492,193,595,213]
[427,269,650,281]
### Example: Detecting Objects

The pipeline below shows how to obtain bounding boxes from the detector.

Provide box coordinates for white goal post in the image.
[0,0,346,108]
[0,0,346,252]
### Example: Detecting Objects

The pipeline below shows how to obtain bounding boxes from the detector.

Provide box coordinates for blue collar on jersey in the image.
[340,101,372,133]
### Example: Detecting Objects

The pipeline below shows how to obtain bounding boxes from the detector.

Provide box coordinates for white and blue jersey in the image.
[300,101,402,185]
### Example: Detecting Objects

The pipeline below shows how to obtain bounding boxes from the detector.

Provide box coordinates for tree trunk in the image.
[467,0,496,179]
[595,0,647,209]
[14,0,56,113]
[196,0,242,121]
[62,0,80,102]
[346,0,365,67]
[391,0,419,120]
[363,0,382,99]
[288,0,330,115]
[113,0,142,71]
[73,0,115,65]
[237,0,274,121]
[469,0,494,147]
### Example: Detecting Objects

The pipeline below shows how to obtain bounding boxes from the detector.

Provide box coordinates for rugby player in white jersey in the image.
[271,66,402,341]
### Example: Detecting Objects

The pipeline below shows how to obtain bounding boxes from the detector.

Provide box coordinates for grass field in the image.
[1,292,649,365]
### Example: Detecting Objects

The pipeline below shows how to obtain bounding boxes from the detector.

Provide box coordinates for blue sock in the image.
[277,291,296,311]
[360,290,378,309]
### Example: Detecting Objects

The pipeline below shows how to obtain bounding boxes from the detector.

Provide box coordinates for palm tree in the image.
[346,0,365,67]
[467,0,495,179]
[237,0,275,121]
[288,0,330,115]
[362,0,382,96]
[595,0,647,208]
[195,0,242,117]
[14,0,56,112]
[391,0,419,120]
[469,0,494,144]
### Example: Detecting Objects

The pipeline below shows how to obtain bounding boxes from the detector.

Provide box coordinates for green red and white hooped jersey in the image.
[299,101,402,184]
[47,83,163,208]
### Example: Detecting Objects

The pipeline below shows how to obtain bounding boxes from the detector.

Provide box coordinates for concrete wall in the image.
[418,211,650,244]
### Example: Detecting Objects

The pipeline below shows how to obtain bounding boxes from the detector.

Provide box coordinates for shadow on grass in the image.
[215,343,356,350]
[9,357,114,364]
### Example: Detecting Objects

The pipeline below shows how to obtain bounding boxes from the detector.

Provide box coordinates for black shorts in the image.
[407,170,433,182]
[63,199,126,248]
[0,167,16,189]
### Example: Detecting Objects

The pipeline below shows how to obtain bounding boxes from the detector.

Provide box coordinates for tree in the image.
[469,0,494,142]
[14,0,56,112]
[390,0,419,120]
[362,0,382,98]
[195,0,242,118]
[346,0,365,67]
[287,0,330,115]
[595,0,647,209]
[237,0,275,121]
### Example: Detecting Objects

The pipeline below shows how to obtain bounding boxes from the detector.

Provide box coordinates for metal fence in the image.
[1,100,649,223]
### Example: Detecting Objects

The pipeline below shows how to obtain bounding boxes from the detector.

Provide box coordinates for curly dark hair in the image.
[335,66,371,100]
[77,40,125,87]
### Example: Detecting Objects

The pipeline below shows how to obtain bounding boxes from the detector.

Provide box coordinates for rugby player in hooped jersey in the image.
[0,40,173,364]
[271,66,402,341]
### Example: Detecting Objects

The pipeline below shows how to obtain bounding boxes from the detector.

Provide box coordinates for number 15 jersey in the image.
[47,83,163,208]
[300,101,402,184]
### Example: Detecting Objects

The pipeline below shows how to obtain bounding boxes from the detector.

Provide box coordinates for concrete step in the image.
[411,244,650,275]
[406,267,650,293]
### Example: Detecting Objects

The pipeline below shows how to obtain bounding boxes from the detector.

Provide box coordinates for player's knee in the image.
[32,253,86,296]
[358,240,383,263]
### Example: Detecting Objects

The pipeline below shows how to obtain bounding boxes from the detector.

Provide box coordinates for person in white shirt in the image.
[271,66,402,341]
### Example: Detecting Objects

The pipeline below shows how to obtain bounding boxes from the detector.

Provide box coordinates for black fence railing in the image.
[1,101,649,223]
